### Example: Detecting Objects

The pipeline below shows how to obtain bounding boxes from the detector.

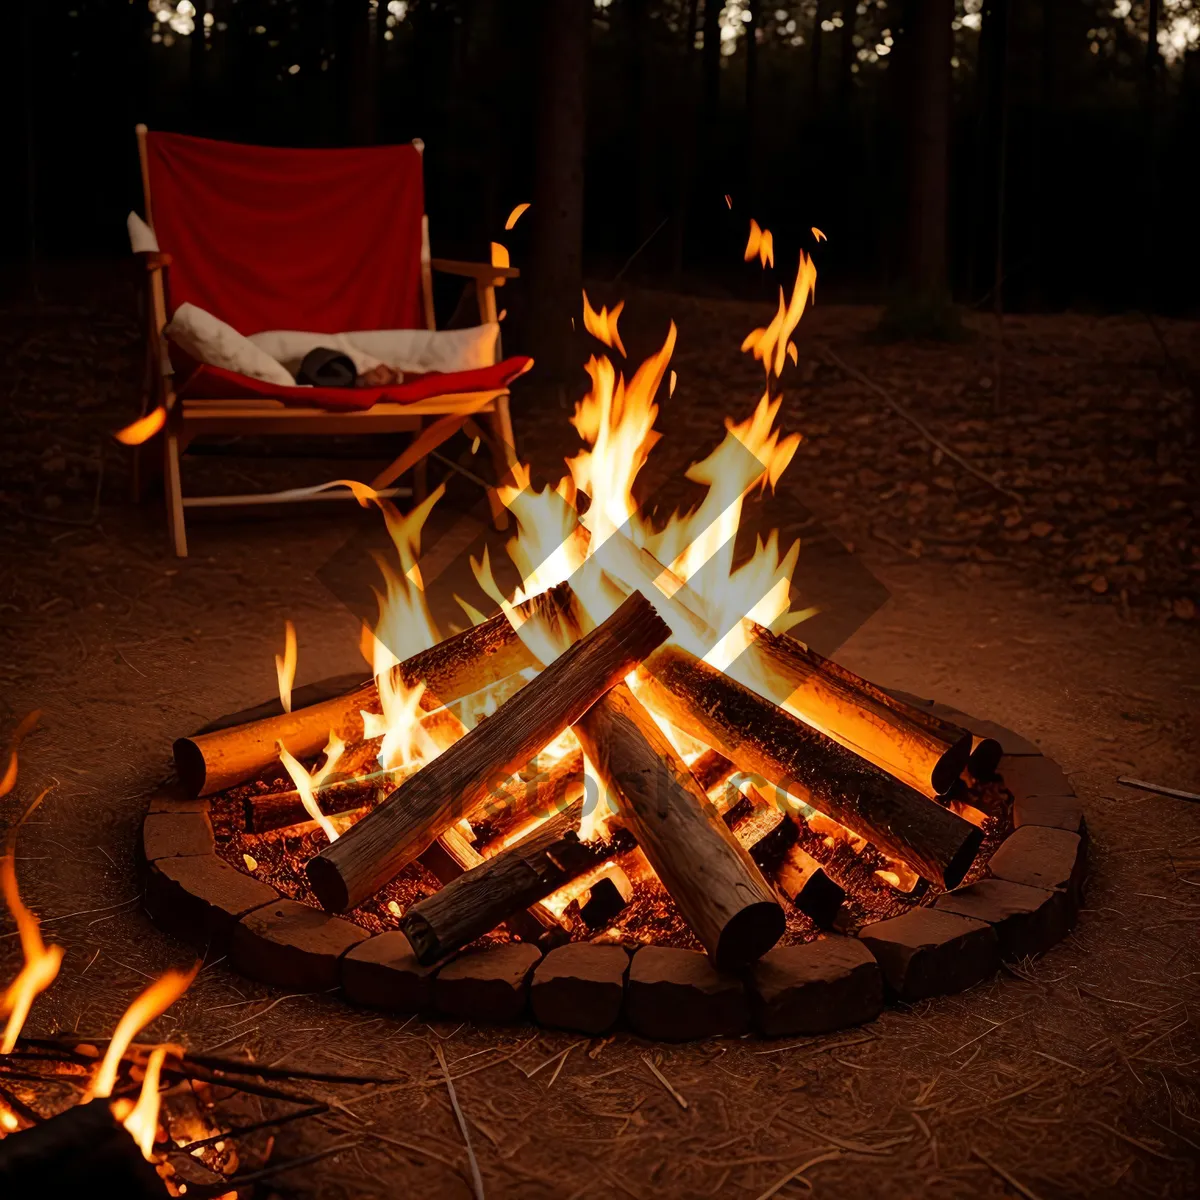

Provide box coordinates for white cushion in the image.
[250,323,499,378]
[127,212,159,254]
[346,325,500,374]
[165,303,297,387]
[247,330,384,378]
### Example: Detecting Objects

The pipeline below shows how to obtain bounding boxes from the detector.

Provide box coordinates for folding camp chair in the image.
[131,125,526,557]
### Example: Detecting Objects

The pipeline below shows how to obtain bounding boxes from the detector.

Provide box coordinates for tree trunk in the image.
[528,0,588,383]
[629,0,658,246]
[1142,0,1162,309]
[810,0,833,113]
[880,0,957,336]
[744,0,760,208]
[837,1,857,109]
[701,0,721,130]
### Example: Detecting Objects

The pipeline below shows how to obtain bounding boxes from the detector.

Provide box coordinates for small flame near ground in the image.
[1,788,65,1054]
[113,1045,169,1159]
[275,619,297,714]
[85,964,198,1101]
[0,710,40,799]
[114,405,166,446]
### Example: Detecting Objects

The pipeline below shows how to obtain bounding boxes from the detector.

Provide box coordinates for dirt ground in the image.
[2,268,1199,1198]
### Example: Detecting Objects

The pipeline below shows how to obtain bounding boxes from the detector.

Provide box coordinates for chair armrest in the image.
[431,257,520,282]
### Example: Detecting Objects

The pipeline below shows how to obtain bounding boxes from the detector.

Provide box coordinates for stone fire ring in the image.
[140,695,1087,1042]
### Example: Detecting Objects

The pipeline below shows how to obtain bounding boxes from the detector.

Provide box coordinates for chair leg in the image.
[412,420,428,506]
[487,394,517,531]
[163,428,188,558]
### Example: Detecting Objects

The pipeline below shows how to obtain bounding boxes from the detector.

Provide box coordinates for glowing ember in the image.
[85,964,197,1101]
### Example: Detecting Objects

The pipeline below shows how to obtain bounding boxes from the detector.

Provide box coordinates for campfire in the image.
[162,248,1029,993]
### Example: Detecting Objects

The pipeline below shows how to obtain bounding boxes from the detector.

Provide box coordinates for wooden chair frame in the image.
[133,125,519,557]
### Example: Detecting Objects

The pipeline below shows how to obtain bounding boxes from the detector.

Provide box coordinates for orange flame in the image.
[581,291,627,358]
[0,710,40,799]
[275,620,297,714]
[85,964,197,1101]
[490,241,510,269]
[1,788,65,1054]
[504,203,530,230]
[114,406,166,446]
[743,219,775,269]
[811,226,827,242]
[741,251,817,378]
[278,734,346,842]
[118,1045,167,1159]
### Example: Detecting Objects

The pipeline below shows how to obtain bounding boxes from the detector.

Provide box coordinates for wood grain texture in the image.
[401,799,610,964]
[574,683,785,969]
[741,627,973,796]
[636,645,982,889]
[307,592,670,912]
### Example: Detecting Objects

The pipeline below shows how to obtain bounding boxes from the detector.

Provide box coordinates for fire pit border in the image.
[141,698,1087,1040]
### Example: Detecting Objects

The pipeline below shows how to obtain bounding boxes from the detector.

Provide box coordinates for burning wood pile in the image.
[168,255,1002,984]
[0,778,372,1195]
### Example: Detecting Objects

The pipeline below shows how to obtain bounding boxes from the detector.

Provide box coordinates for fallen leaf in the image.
[1173,597,1195,620]
[1091,575,1109,595]
[1030,521,1053,538]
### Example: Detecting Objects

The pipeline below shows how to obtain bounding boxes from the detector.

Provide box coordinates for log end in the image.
[172,735,207,798]
[713,899,786,970]
[399,911,442,966]
[792,870,846,930]
[943,819,985,891]
[305,853,352,915]
[931,731,975,795]
[967,736,1004,780]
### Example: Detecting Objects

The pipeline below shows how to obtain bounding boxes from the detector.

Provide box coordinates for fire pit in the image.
[143,688,1085,1041]
[142,278,1087,1041]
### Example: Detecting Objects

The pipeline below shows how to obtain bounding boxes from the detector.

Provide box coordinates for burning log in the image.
[306,592,671,913]
[742,628,973,796]
[596,529,970,796]
[722,791,844,927]
[690,747,737,795]
[474,748,587,851]
[401,800,617,964]
[636,645,983,889]
[244,776,379,834]
[0,1100,168,1197]
[418,823,570,951]
[774,844,846,929]
[402,746,802,961]
[173,585,569,797]
[574,683,785,969]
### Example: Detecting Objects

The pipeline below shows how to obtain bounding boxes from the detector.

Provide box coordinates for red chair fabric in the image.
[145,131,426,336]
[178,356,534,412]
